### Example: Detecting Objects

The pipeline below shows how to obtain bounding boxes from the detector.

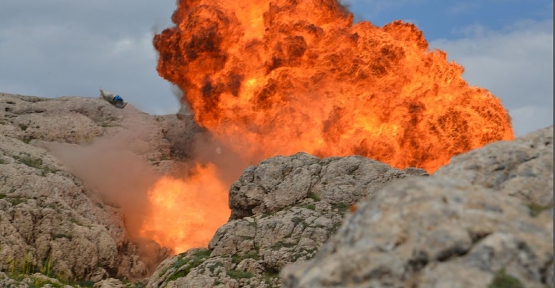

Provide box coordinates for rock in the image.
[0,93,199,284]
[228,153,427,220]
[148,153,426,287]
[0,272,75,288]
[93,278,126,288]
[155,114,203,161]
[0,93,190,166]
[281,126,553,288]
[435,126,553,213]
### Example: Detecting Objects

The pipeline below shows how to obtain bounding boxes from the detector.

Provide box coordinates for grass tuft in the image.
[488,268,523,288]
[226,270,254,279]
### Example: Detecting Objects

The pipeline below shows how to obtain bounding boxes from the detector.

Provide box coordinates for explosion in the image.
[139,163,229,253]
[143,0,514,253]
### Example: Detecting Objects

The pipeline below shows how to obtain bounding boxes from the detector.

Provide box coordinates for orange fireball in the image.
[154,0,513,172]
[145,0,515,253]
[139,163,229,253]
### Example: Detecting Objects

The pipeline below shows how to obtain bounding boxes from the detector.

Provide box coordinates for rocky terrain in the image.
[281,126,553,288]
[147,154,428,288]
[148,126,553,288]
[0,92,552,288]
[0,93,200,286]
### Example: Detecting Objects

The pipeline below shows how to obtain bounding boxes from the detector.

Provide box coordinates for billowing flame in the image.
[153,0,514,172]
[144,0,515,253]
[139,163,229,253]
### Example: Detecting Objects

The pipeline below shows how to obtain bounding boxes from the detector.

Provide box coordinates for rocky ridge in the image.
[148,127,552,288]
[0,92,552,288]
[147,153,428,288]
[282,126,553,288]
[0,93,199,286]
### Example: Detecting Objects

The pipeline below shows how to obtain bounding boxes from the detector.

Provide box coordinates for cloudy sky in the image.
[0,0,552,136]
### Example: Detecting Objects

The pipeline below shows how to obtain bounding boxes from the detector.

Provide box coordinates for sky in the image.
[0,0,552,136]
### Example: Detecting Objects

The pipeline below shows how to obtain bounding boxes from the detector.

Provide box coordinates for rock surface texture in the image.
[1,93,552,288]
[147,153,428,287]
[281,126,553,288]
[0,93,198,285]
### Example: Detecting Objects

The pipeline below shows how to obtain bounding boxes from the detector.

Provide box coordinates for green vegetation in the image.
[231,252,259,264]
[207,262,224,273]
[22,135,36,144]
[41,166,60,176]
[7,273,66,288]
[299,204,316,211]
[0,194,6,199]
[4,250,140,287]
[488,268,523,288]
[19,123,28,131]
[13,154,60,176]
[308,192,320,201]
[53,233,72,240]
[7,252,60,287]
[0,158,7,164]
[270,241,297,250]
[167,270,187,282]
[526,202,552,217]
[226,269,254,279]
[263,272,280,285]
[8,196,26,206]
[331,202,349,212]
[17,155,43,169]
[165,249,211,282]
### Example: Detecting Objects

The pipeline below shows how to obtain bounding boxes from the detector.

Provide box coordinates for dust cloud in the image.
[47,124,166,273]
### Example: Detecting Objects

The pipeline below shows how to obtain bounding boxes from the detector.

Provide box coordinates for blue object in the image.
[114,95,123,101]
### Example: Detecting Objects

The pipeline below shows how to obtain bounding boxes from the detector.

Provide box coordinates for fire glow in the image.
[139,164,229,253]
[141,0,514,253]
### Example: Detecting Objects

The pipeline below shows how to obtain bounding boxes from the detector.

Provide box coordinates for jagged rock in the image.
[228,153,427,220]
[0,272,75,288]
[0,93,188,166]
[0,133,140,281]
[148,153,426,287]
[435,126,553,212]
[0,93,198,283]
[93,278,127,288]
[281,126,553,288]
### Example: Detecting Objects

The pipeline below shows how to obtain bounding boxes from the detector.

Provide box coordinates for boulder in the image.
[281,126,553,288]
[228,153,427,220]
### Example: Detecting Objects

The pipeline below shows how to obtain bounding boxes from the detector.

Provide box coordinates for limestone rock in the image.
[148,153,426,287]
[0,93,198,283]
[281,126,553,288]
[435,126,553,213]
[93,278,127,288]
[0,93,195,166]
[228,153,427,220]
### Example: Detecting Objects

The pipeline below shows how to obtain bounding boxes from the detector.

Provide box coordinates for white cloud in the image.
[0,1,178,115]
[430,19,553,136]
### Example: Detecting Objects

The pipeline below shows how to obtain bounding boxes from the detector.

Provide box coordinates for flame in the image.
[154,0,514,172]
[145,0,515,252]
[139,163,229,253]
